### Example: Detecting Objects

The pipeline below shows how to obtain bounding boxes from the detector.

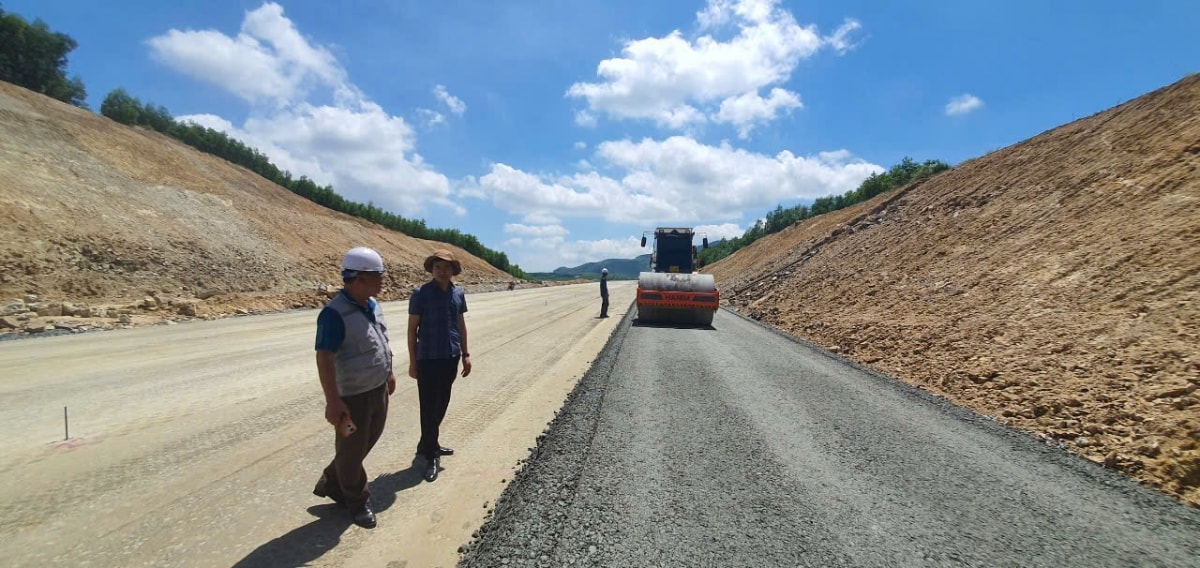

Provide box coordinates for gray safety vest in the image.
[328,293,392,396]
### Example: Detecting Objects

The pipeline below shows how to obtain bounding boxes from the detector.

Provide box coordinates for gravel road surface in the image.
[460,308,1200,568]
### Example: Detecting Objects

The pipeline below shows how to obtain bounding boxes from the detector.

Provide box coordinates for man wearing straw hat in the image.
[408,249,473,482]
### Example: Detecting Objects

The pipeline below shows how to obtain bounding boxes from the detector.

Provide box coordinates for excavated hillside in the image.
[0,81,516,334]
[708,74,1200,507]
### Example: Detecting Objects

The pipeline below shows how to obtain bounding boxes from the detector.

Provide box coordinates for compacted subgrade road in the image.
[0,282,635,567]
[459,308,1200,568]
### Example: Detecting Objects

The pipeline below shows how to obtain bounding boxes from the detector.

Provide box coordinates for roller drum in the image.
[636,272,718,326]
[636,272,716,293]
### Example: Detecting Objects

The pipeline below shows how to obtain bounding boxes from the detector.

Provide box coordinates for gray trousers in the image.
[314,382,388,508]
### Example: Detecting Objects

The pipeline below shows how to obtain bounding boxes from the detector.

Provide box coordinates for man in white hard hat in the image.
[312,246,395,528]
[599,267,609,318]
[408,249,472,482]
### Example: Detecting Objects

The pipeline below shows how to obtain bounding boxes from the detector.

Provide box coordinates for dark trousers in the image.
[314,383,388,508]
[416,357,459,459]
[601,296,609,317]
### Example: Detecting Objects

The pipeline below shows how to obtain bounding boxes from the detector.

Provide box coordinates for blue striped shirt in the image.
[409,280,467,360]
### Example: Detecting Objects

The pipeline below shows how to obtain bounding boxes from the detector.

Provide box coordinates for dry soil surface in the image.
[0,282,634,567]
[0,79,519,335]
[708,75,1200,507]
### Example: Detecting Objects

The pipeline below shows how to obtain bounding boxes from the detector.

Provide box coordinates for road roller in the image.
[635,227,720,326]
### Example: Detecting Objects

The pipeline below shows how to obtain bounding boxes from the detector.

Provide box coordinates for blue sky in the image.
[7,1,1199,271]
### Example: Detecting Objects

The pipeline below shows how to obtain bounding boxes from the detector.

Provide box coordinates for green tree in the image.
[99,88,141,124]
[0,7,88,107]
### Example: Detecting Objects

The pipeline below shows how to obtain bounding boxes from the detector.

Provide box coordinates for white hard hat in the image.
[342,247,385,273]
[601,268,608,275]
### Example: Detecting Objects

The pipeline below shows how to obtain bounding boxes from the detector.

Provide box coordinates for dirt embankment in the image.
[0,81,518,336]
[709,74,1200,507]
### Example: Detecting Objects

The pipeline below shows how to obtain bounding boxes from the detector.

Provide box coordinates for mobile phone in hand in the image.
[339,414,357,437]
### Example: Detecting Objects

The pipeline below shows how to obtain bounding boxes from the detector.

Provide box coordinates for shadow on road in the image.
[232,459,424,567]
[631,319,715,331]
[370,457,425,513]
[232,504,352,568]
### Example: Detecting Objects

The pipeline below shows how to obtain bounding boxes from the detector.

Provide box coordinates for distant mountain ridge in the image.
[538,254,651,280]
[533,239,730,281]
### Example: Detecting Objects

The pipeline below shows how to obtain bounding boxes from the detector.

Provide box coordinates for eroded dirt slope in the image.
[709,74,1200,507]
[0,81,514,333]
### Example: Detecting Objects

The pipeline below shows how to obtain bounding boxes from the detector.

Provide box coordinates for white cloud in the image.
[713,88,802,138]
[146,2,342,105]
[521,211,562,225]
[469,135,882,228]
[566,0,857,136]
[417,108,446,127]
[433,84,466,115]
[824,18,863,54]
[177,113,237,133]
[575,110,597,128]
[149,2,455,216]
[478,164,608,217]
[697,0,731,29]
[453,175,484,199]
[504,223,569,238]
[945,93,984,116]
[692,223,746,241]
[574,141,588,150]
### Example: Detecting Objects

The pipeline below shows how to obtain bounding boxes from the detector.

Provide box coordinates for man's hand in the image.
[461,355,472,377]
[408,361,418,379]
[324,398,350,426]
[387,372,396,395]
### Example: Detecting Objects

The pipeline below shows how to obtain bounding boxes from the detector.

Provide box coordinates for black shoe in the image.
[438,446,455,456]
[352,502,377,528]
[424,456,440,482]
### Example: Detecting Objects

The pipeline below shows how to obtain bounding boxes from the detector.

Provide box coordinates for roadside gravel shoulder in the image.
[457,306,631,566]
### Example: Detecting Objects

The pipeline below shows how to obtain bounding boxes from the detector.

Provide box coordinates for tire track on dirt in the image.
[0,393,317,537]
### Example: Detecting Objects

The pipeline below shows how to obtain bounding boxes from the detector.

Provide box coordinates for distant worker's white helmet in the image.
[601,268,608,275]
[342,246,386,273]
